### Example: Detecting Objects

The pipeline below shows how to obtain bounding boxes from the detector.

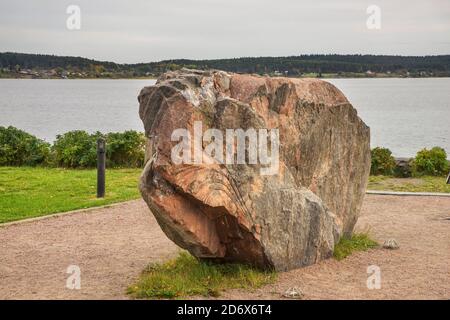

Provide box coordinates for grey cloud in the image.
[0,0,449,63]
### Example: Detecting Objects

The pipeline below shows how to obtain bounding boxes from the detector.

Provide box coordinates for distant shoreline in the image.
[2,52,450,79]
[0,76,157,80]
[2,73,450,80]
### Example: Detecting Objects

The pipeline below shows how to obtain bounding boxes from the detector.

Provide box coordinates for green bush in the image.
[52,130,99,168]
[412,147,449,176]
[0,126,50,166]
[51,130,145,168]
[370,147,396,175]
[106,131,145,167]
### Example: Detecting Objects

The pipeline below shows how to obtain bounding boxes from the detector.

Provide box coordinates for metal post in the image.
[446,172,450,185]
[97,138,106,198]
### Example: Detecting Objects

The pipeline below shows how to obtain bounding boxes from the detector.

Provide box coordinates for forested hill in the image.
[1,52,450,78]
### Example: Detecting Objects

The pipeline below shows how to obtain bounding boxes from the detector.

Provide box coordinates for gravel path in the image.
[0,195,449,299]
[0,201,179,299]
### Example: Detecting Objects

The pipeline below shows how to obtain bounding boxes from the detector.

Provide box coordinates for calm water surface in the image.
[1,78,449,158]
[327,78,450,158]
[0,79,154,142]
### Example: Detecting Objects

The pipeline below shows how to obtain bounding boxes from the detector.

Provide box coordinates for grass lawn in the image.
[367,175,450,193]
[0,166,141,223]
[2,167,448,225]
[128,252,276,299]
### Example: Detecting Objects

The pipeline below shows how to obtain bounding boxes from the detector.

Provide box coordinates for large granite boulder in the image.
[138,69,370,271]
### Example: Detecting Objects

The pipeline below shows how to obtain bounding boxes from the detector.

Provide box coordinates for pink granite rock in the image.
[138,69,370,271]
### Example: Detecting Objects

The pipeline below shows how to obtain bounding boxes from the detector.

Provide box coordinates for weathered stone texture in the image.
[138,69,370,271]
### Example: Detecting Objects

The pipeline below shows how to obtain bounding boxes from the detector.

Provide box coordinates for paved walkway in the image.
[0,195,449,299]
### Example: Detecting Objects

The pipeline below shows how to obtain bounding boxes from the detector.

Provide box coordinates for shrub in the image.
[0,126,50,166]
[106,131,145,167]
[51,130,145,168]
[370,147,396,175]
[412,147,449,176]
[52,130,99,168]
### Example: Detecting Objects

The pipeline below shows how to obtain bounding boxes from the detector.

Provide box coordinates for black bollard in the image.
[97,138,106,198]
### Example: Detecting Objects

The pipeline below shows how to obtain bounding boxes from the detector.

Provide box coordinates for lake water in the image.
[1,78,449,158]
[327,78,450,158]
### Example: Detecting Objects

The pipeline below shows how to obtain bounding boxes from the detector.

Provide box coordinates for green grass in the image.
[0,166,141,223]
[368,175,450,193]
[333,233,379,261]
[127,252,277,299]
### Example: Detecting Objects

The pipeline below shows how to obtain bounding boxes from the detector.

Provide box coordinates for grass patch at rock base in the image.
[127,252,277,299]
[334,233,379,261]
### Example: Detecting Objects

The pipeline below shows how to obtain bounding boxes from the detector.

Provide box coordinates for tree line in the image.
[1,52,450,77]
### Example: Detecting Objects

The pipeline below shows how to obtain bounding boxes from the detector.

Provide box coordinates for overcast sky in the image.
[0,0,449,63]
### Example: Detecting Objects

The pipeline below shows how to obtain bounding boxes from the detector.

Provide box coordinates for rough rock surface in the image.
[138,69,370,271]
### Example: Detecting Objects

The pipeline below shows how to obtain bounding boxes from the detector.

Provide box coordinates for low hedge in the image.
[105,131,145,168]
[0,126,51,166]
[370,146,449,177]
[0,126,145,168]
[370,147,396,175]
[411,147,449,176]
[2,126,449,175]
[52,130,100,168]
